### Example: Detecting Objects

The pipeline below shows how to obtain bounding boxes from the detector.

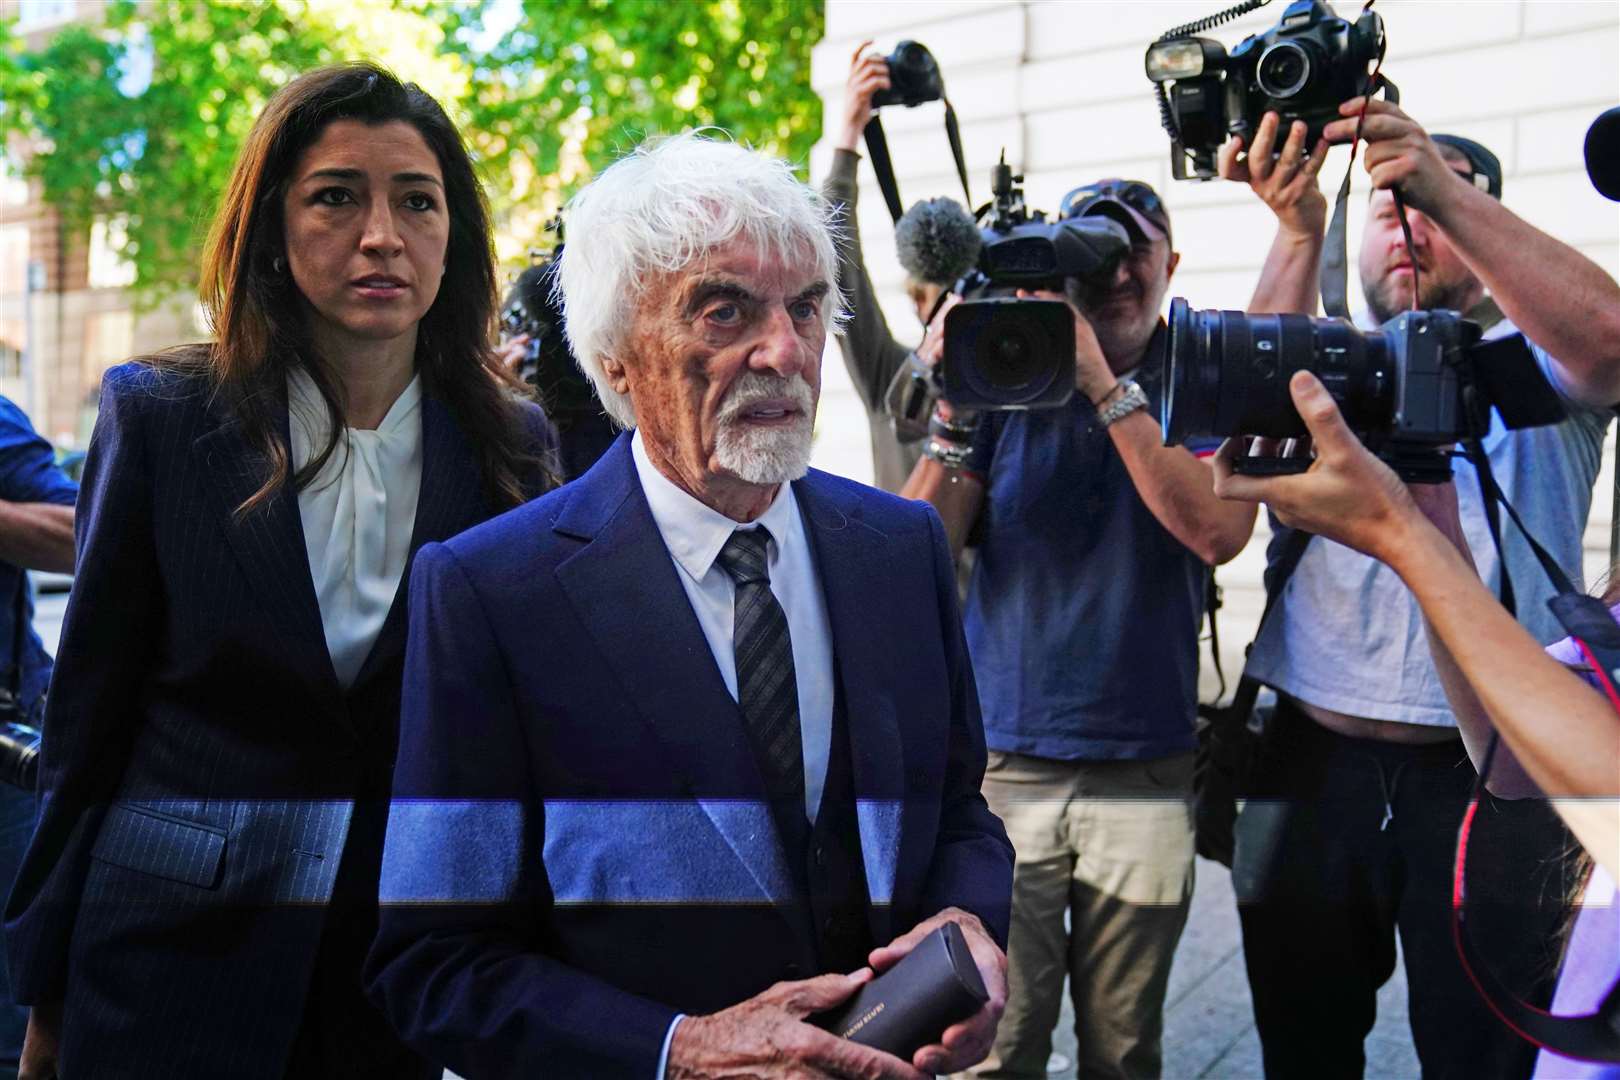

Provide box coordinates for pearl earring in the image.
[272,256,286,274]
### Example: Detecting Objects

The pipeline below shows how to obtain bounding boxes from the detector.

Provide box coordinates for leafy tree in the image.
[0,0,825,298]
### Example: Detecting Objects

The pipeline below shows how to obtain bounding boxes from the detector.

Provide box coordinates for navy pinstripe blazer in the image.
[3,358,552,1078]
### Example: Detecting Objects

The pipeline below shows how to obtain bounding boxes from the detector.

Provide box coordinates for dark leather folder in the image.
[814,921,989,1059]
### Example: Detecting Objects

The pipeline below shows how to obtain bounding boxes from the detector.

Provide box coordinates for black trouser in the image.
[1233,699,1576,1080]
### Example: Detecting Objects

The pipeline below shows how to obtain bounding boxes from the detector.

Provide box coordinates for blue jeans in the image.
[0,781,35,1073]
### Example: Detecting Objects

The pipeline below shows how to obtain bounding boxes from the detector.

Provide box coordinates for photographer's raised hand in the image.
[1212,370,1418,562]
[836,42,891,153]
[1218,112,1330,237]
[1219,111,1330,316]
[1321,97,1466,216]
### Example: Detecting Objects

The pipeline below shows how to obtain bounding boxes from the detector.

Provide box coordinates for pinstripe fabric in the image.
[716,527,804,807]
[4,357,553,1080]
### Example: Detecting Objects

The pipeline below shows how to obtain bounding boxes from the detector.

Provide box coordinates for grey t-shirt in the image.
[1248,314,1614,726]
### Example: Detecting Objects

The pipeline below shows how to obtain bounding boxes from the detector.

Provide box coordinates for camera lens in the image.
[1162,298,1392,444]
[981,325,1042,391]
[1256,40,1313,99]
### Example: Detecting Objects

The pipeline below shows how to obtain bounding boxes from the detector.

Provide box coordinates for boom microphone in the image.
[894,197,981,287]
[1585,105,1620,201]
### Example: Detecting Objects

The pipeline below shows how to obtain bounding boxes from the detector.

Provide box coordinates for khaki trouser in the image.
[971,750,1195,1080]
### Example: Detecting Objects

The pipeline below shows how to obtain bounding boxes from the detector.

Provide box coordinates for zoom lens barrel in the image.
[1162,298,1392,445]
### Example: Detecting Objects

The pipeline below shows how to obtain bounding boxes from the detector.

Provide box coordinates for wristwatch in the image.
[1096,378,1149,428]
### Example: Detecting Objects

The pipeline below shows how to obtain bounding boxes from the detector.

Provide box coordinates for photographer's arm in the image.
[1326,98,1620,406]
[1219,115,1331,316]
[823,43,914,413]
[900,457,983,564]
[1214,372,1620,875]
[1101,409,1256,565]
[1404,483,1541,799]
[1024,289,1256,565]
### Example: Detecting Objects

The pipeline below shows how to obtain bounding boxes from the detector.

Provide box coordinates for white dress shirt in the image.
[631,431,836,1078]
[630,430,836,823]
[288,368,423,690]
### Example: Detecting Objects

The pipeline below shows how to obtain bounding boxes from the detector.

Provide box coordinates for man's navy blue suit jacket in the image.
[367,433,1013,1079]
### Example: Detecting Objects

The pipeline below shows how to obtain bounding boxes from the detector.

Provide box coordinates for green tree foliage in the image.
[0,0,825,299]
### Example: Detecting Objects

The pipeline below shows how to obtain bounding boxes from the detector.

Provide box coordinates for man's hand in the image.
[1218,112,1330,238]
[1014,289,1111,403]
[916,292,960,371]
[1211,370,1424,563]
[1322,97,1470,218]
[867,908,1008,1075]
[836,42,890,153]
[19,999,61,1080]
[667,971,930,1080]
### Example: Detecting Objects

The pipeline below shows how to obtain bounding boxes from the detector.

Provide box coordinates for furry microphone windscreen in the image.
[894,197,982,286]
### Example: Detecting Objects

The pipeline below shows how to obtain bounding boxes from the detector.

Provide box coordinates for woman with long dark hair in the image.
[3,64,554,1079]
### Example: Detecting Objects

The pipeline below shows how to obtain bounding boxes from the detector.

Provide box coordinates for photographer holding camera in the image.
[1212,368,1619,1079]
[900,182,1256,1077]
[1218,99,1620,1077]
[822,42,981,493]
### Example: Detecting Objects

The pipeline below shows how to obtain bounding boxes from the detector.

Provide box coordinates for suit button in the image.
[813,844,827,868]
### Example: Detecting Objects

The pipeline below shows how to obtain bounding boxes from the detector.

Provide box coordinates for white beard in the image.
[713,373,815,484]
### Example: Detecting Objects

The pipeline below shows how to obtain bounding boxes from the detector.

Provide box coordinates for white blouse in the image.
[288,368,423,690]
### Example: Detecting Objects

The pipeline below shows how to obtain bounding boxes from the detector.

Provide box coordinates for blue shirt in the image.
[0,397,77,720]
[965,340,1217,761]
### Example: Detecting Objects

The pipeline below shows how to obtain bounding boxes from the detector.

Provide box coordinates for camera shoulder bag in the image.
[1194,526,1312,867]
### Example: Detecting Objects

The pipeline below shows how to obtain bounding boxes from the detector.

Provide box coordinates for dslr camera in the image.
[873,40,944,109]
[1145,0,1388,180]
[1160,300,1566,482]
[938,158,1131,410]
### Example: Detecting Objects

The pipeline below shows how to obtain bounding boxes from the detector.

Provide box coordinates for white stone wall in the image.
[805,0,1620,668]
[808,0,1620,487]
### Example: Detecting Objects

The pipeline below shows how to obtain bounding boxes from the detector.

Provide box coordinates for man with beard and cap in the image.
[1219,102,1620,1078]
[364,132,1014,1080]
[900,174,1258,1079]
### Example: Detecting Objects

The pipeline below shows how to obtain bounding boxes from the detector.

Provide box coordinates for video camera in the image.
[1160,299,1566,482]
[938,157,1132,410]
[1145,0,1389,181]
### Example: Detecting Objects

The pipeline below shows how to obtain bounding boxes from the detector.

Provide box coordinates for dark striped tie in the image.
[716,527,804,808]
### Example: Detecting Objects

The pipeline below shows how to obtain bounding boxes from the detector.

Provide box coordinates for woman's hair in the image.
[555,131,847,429]
[180,62,543,514]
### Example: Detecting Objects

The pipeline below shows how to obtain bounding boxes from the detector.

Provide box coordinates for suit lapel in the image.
[796,473,907,940]
[552,438,796,906]
[350,393,487,694]
[193,396,344,717]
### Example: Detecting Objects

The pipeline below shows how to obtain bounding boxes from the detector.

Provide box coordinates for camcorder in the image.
[1146,0,1390,180]
[1160,299,1567,482]
[938,158,1132,410]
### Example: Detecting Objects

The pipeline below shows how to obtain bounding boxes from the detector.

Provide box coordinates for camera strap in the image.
[1202,526,1313,723]
[862,99,974,225]
[1319,74,1400,320]
[1451,440,1620,1063]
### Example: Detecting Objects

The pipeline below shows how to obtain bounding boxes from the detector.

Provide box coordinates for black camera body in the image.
[939,161,1131,411]
[1161,298,1567,482]
[1146,0,1386,180]
[872,40,944,109]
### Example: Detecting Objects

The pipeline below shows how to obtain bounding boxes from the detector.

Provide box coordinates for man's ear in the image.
[1165,250,1182,283]
[602,355,631,397]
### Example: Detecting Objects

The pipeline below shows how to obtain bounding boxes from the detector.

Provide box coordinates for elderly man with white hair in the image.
[365,133,1013,1080]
